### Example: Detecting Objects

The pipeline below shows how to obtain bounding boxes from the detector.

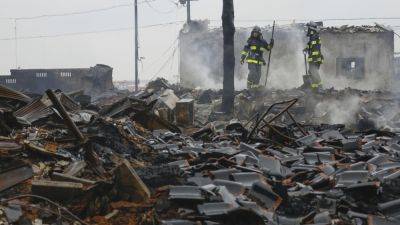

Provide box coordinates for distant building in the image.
[0,64,114,95]
[179,22,394,90]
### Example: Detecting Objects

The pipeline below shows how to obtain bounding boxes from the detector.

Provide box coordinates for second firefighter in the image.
[304,21,324,90]
[240,26,274,89]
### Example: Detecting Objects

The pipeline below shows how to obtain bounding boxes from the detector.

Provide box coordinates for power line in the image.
[0,1,156,21]
[135,0,139,91]
[1,17,400,42]
[1,15,400,42]
[1,5,400,23]
[139,20,185,28]
[0,27,132,41]
[143,0,176,14]
[169,42,178,74]
[1,4,132,20]
[206,17,400,24]
[168,0,181,7]
[148,44,178,81]
[141,37,179,73]
[0,21,185,41]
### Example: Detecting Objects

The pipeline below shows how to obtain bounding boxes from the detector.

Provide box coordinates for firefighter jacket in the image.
[305,33,324,64]
[241,37,272,65]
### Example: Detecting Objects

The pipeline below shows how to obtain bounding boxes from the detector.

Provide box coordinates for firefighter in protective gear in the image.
[304,21,324,90]
[240,26,274,89]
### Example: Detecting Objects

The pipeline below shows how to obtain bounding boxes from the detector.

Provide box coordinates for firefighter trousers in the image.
[308,63,322,88]
[247,63,262,89]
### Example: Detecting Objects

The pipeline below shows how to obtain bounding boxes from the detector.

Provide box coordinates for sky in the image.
[0,0,400,84]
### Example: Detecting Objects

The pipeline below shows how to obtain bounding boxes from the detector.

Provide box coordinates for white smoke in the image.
[314,95,361,125]
[264,25,305,89]
[179,22,394,92]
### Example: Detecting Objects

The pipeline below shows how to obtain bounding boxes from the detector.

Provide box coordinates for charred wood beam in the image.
[46,89,86,143]
[221,0,235,113]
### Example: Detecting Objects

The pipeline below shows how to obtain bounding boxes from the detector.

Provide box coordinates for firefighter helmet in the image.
[252,26,262,33]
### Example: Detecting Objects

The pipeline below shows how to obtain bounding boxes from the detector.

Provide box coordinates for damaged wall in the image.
[321,26,394,90]
[393,54,400,85]
[179,21,394,90]
[0,64,114,95]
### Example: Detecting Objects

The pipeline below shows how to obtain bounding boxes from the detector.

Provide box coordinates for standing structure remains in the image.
[0,64,114,95]
[179,22,394,90]
[221,0,235,113]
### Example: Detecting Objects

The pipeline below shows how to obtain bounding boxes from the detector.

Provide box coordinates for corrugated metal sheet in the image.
[0,84,32,103]
[14,91,80,124]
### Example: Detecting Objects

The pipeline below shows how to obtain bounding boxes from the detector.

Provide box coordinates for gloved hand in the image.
[303,48,308,54]
[269,38,274,48]
[240,57,245,64]
[263,61,267,66]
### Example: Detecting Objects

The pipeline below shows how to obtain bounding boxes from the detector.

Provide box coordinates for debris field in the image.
[1,79,400,225]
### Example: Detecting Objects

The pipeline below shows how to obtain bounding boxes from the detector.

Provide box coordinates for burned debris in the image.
[1,79,400,225]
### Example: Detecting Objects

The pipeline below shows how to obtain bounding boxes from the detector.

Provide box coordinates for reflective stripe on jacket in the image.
[241,37,271,64]
[306,35,324,64]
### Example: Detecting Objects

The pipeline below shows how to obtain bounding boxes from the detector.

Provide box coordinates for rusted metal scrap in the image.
[0,84,32,103]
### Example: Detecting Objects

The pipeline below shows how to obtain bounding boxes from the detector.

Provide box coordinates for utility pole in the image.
[221,0,235,113]
[14,19,18,69]
[179,0,192,24]
[186,0,191,24]
[134,0,139,91]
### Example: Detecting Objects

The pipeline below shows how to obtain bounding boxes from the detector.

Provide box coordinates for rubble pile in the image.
[322,25,388,33]
[1,81,400,225]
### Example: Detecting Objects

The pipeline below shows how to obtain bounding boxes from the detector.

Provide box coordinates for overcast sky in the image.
[0,0,399,83]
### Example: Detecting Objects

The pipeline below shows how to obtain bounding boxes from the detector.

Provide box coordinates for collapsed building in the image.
[0,64,114,96]
[179,22,394,90]
[0,16,399,225]
[2,77,400,224]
